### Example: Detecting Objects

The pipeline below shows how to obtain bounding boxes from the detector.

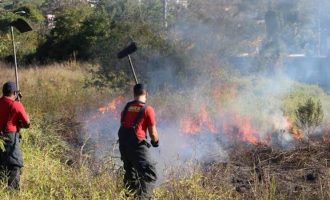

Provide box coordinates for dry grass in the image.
[153,141,330,200]
[0,62,329,199]
[0,62,126,199]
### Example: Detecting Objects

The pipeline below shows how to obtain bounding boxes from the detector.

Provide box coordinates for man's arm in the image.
[146,106,159,146]
[148,125,159,142]
[16,103,30,128]
[148,125,159,147]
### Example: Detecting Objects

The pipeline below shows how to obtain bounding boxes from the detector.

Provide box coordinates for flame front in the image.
[98,96,124,119]
[223,114,258,144]
[285,118,304,140]
[180,105,217,134]
[95,94,306,146]
[180,106,260,144]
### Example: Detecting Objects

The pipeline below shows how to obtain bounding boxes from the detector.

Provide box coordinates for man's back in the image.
[0,96,29,132]
[121,100,156,141]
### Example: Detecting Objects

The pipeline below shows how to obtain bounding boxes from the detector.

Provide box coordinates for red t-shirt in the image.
[0,96,29,133]
[121,101,156,141]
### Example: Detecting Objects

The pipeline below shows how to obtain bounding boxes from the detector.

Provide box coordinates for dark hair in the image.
[2,81,16,96]
[133,83,147,96]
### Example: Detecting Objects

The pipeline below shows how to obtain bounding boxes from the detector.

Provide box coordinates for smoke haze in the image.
[82,0,330,180]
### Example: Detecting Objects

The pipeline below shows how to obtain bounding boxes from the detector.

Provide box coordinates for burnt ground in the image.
[202,139,330,199]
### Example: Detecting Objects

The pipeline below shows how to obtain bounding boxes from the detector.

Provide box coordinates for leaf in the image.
[0,138,5,152]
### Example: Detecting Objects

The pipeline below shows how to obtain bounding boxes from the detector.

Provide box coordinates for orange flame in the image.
[180,105,217,134]
[285,118,304,140]
[323,125,330,143]
[323,135,330,143]
[223,114,258,144]
[180,106,261,144]
[98,96,124,119]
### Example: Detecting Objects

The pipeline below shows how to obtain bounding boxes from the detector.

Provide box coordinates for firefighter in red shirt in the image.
[0,81,30,189]
[118,83,159,199]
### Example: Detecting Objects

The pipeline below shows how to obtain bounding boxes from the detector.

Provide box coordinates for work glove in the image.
[15,91,22,101]
[151,140,159,148]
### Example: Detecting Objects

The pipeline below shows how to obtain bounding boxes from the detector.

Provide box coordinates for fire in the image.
[290,127,303,140]
[98,96,124,119]
[285,118,304,140]
[324,125,330,143]
[180,105,261,144]
[322,135,330,143]
[180,105,217,134]
[83,96,125,124]
[223,114,258,144]
[178,104,311,145]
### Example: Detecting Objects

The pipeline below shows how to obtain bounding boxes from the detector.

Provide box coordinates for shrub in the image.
[295,97,324,138]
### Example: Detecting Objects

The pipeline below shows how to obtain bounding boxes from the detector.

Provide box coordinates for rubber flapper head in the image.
[10,18,32,33]
[117,42,137,59]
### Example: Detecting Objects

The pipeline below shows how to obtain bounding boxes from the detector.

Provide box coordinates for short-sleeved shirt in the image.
[121,100,156,141]
[0,96,29,133]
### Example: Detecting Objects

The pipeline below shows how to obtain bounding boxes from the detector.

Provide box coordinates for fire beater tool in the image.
[9,18,33,101]
[117,42,139,84]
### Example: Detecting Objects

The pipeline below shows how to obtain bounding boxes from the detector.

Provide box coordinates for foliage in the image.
[0,3,44,62]
[0,138,5,152]
[14,3,45,23]
[36,4,93,61]
[295,97,324,137]
[1,0,327,82]
[41,0,87,12]
[65,0,179,89]
[78,7,112,60]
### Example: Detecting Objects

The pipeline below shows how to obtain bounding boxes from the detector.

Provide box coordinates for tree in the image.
[0,3,44,63]
[81,0,178,90]
[36,4,93,61]
[78,7,112,60]
[14,3,44,23]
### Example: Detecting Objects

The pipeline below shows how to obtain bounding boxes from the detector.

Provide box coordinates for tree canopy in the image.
[0,0,327,86]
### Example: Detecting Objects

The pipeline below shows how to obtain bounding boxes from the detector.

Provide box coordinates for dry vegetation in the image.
[154,141,330,200]
[0,62,329,199]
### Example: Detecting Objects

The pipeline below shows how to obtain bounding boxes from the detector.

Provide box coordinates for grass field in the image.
[0,62,329,199]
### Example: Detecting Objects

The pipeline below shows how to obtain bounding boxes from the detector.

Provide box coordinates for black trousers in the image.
[118,128,157,199]
[0,166,20,189]
[0,132,23,190]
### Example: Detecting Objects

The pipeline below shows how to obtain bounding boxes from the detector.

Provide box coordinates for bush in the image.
[295,97,324,138]
[36,4,93,61]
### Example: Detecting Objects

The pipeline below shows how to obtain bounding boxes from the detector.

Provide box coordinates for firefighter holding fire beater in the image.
[118,83,159,199]
[0,81,30,189]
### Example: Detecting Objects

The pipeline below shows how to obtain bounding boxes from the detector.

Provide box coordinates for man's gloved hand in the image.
[151,140,159,147]
[15,91,22,101]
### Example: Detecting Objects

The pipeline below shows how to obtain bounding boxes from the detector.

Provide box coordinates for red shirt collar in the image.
[2,96,15,102]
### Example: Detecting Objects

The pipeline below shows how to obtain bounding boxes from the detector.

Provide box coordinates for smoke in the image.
[82,0,330,181]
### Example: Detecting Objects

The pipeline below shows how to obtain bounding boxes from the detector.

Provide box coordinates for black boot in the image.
[8,166,20,190]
